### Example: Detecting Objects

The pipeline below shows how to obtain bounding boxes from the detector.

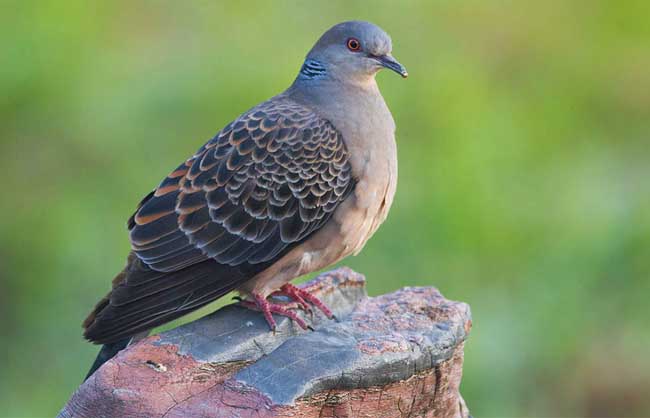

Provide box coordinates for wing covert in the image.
[128,97,354,273]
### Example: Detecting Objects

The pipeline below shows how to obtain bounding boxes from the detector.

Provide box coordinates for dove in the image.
[83,20,406,378]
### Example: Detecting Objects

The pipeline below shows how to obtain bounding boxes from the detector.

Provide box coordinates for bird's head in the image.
[300,21,407,85]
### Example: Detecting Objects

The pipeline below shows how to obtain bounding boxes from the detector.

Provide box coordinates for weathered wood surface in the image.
[59,267,472,418]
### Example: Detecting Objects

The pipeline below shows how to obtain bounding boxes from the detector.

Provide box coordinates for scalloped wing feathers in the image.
[83,97,354,344]
[129,98,353,271]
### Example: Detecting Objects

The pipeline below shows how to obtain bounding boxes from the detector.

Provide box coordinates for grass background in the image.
[1,1,649,416]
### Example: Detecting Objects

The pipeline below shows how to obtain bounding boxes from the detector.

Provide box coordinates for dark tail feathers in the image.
[84,337,131,380]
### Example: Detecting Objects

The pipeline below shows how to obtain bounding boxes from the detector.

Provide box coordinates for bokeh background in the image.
[1,1,649,417]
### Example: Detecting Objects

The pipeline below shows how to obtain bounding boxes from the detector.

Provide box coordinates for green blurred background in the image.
[1,1,649,416]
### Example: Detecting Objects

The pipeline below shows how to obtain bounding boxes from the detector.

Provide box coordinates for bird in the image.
[83,20,407,378]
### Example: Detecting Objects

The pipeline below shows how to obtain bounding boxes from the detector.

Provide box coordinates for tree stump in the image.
[59,267,472,418]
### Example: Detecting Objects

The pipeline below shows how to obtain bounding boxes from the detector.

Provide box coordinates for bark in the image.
[59,267,472,418]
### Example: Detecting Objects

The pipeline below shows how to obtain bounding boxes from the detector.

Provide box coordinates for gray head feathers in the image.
[298,21,407,83]
[309,21,393,58]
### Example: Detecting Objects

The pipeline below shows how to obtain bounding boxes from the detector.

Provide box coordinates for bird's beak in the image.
[375,54,408,78]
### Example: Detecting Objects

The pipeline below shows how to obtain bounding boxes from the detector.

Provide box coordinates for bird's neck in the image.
[285,67,396,168]
[294,58,378,90]
[287,61,390,125]
[297,59,328,81]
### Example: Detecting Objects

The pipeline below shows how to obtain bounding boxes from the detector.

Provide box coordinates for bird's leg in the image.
[270,287,312,314]
[275,283,336,320]
[238,293,311,332]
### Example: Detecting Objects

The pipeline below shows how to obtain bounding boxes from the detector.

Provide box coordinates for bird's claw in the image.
[238,293,310,331]
[238,284,335,332]
[275,283,336,320]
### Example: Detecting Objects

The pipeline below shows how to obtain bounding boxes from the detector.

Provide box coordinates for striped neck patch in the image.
[299,59,327,79]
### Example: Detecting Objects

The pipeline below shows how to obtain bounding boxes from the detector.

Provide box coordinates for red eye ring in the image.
[346,38,361,52]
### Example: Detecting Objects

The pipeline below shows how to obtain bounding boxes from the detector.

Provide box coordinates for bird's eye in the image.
[346,38,361,52]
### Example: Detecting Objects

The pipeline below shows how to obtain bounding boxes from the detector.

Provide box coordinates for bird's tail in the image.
[85,337,131,380]
[84,329,151,380]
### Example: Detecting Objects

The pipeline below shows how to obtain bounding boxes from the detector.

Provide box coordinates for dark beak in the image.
[375,54,408,78]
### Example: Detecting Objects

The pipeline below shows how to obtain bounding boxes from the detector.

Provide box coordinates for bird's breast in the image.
[340,136,397,256]
[285,81,398,259]
[333,114,398,257]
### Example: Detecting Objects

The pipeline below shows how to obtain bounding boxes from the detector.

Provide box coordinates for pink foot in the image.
[239,293,311,332]
[271,287,312,314]
[275,283,336,320]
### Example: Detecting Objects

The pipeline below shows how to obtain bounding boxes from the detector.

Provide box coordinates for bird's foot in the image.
[271,286,312,315]
[239,293,311,332]
[274,283,336,320]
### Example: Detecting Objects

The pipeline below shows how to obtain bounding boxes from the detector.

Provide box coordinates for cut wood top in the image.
[59,267,472,418]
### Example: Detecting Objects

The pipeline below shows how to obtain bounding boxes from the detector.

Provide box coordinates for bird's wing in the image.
[83,97,354,344]
[129,97,353,271]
